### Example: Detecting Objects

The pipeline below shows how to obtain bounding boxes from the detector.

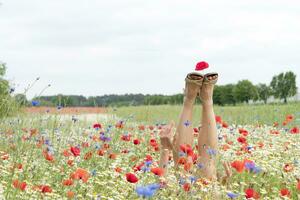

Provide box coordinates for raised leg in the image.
[172,75,202,167]
[197,75,218,180]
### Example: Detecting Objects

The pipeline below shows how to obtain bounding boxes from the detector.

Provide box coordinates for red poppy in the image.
[81,142,89,148]
[93,123,102,129]
[178,157,187,165]
[297,180,300,191]
[239,128,248,136]
[180,144,194,156]
[273,122,279,127]
[286,114,294,122]
[70,146,80,157]
[222,121,229,128]
[283,163,294,172]
[237,136,247,144]
[149,139,158,147]
[245,188,260,199]
[125,173,139,183]
[66,191,75,199]
[215,116,222,124]
[62,179,74,186]
[145,155,153,161]
[184,162,193,172]
[290,127,299,134]
[12,180,27,191]
[183,183,191,192]
[84,151,93,160]
[67,159,74,166]
[138,125,145,131]
[43,150,54,162]
[195,61,209,71]
[231,160,244,173]
[133,162,145,172]
[97,149,105,156]
[133,139,140,145]
[148,125,154,130]
[121,134,131,141]
[40,185,52,193]
[280,188,290,197]
[151,167,164,176]
[109,153,117,159]
[71,168,90,183]
[115,167,122,173]
[63,149,71,157]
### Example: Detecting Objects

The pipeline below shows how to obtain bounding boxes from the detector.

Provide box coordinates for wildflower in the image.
[70,146,80,157]
[115,167,122,173]
[31,100,40,106]
[62,179,74,186]
[12,180,27,191]
[43,150,54,162]
[71,168,90,183]
[245,188,259,199]
[184,120,191,127]
[297,180,300,191]
[227,192,239,199]
[195,61,209,71]
[84,151,93,160]
[215,116,222,124]
[136,183,160,198]
[206,148,217,157]
[93,123,102,129]
[126,173,139,183]
[151,167,164,176]
[283,163,294,172]
[183,183,191,192]
[66,191,75,199]
[133,139,140,145]
[231,160,244,173]
[290,126,299,134]
[237,136,247,144]
[280,188,290,197]
[40,185,52,193]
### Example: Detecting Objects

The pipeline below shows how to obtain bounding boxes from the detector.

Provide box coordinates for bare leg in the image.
[172,75,202,167]
[197,75,218,180]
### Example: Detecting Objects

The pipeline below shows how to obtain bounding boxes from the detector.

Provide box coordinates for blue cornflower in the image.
[95,143,101,150]
[31,100,40,106]
[141,166,150,173]
[91,169,97,176]
[100,135,111,142]
[246,146,253,150]
[189,176,197,184]
[145,160,152,167]
[184,120,191,127]
[179,152,186,157]
[136,184,160,198]
[227,192,239,199]
[197,163,204,169]
[44,139,51,145]
[206,148,217,157]
[179,177,185,185]
[252,166,262,174]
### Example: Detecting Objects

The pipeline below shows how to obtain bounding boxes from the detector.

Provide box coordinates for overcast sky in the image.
[0,0,299,99]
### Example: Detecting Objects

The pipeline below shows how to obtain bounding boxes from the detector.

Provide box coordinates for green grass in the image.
[111,102,300,126]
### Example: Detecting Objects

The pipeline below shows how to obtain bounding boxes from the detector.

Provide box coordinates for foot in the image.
[159,122,175,150]
[200,74,218,105]
[184,75,203,105]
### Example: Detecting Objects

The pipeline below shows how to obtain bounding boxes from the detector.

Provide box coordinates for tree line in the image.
[13,71,297,107]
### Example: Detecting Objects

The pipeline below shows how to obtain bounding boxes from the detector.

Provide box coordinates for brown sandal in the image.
[203,72,218,85]
[184,72,204,97]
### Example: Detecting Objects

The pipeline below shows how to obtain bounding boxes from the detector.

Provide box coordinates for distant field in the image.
[111,102,300,126]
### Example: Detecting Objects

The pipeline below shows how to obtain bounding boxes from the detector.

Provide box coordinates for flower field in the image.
[0,105,300,199]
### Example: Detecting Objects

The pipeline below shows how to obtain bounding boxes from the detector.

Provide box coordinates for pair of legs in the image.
[171,73,218,180]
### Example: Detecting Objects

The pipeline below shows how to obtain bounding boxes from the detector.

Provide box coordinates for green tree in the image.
[234,80,257,103]
[256,83,271,104]
[270,71,297,103]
